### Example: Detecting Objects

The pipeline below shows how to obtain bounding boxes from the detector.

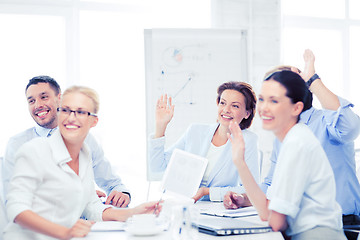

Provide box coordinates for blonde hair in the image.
[62,86,99,114]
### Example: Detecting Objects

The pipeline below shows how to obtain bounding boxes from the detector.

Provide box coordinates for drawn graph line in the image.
[158,69,196,105]
[173,76,192,99]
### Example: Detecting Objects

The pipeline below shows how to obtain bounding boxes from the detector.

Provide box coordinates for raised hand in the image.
[300,49,316,82]
[227,121,246,167]
[154,94,175,138]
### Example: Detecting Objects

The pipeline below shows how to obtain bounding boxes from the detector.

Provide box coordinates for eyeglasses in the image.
[57,107,97,118]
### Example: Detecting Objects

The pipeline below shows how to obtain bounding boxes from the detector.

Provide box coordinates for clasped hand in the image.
[96,190,130,208]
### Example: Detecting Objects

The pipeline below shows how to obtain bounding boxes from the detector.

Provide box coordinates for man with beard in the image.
[2,76,131,208]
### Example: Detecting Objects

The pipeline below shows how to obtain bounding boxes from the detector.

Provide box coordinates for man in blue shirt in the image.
[224,50,360,238]
[2,76,131,208]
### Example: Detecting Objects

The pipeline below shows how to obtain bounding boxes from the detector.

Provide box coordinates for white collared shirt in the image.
[267,123,343,236]
[2,125,130,200]
[4,130,109,240]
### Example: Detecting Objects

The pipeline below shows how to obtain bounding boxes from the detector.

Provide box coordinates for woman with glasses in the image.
[149,81,259,202]
[4,86,160,240]
[228,71,346,239]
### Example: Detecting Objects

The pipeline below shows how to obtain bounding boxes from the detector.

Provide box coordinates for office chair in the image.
[0,157,8,240]
[343,227,360,240]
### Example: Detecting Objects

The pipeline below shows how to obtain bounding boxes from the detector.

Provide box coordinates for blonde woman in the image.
[5,86,159,240]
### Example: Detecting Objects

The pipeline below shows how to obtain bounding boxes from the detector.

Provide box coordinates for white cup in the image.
[129,214,157,229]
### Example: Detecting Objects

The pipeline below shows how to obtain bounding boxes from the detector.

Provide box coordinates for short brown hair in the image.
[216,82,256,129]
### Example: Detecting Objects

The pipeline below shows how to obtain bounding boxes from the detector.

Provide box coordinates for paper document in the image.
[161,148,208,198]
[196,202,257,218]
[91,221,126,232]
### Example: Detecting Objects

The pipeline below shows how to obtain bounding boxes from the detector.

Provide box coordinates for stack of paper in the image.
[195,202,258,218]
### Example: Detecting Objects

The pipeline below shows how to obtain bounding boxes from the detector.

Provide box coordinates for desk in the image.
[75,230,283,240]
[74,215,284,240]
[74,201,283,240]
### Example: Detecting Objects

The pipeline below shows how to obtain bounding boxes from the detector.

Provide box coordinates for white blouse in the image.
[4,129,109,240]
[267,123,343,236]
[202,142,226,184]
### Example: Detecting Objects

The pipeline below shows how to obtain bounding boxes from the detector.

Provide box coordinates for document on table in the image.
[91,221,126,232]
[196,202,258,218]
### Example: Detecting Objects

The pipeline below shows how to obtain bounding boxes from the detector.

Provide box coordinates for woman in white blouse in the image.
[4,86,159,240]
[228,70,346,239]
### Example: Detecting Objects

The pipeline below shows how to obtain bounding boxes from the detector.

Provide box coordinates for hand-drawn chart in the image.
[145,29,248,180]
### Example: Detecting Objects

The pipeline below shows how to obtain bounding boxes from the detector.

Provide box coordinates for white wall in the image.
[212,0,280,180]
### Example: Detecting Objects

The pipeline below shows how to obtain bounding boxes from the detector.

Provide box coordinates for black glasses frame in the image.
[57,107,97,117]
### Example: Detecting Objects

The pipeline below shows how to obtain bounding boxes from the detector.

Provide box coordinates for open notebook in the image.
[194,215,272,236]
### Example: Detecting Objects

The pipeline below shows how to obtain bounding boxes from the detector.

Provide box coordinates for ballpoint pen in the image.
[153,189,166,214]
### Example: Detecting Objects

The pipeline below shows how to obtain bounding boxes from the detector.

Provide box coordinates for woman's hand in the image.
[154,94,175,138]
[132,201,162,216]
[192,187,209,203]
[227,121,246,167]
[96,190,106,198]
[65,219,94,239]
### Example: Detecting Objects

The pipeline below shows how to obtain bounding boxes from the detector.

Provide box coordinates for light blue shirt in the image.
[149,123,259,201]
[262,97,360,215]
[2,125,130,199]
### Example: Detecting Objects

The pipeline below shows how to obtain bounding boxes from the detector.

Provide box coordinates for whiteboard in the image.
[145,28,248,181]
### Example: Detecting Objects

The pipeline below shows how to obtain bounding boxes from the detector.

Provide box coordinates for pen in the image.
[153,189,165,214]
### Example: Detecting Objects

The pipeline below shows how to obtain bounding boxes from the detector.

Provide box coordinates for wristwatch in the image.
[306,73,320,88]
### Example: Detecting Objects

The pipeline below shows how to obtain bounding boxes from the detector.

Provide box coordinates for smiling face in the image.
[217,89,250,130]
[257,79,303,141]
[58,91,98,146]
[26,82,60,129]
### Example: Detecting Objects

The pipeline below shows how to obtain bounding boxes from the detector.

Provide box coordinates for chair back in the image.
[0,157,8,240]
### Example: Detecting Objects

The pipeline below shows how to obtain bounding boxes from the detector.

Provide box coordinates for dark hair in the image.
[25,75,61,95]
[264,66,313,110]
[263,65,301,79]
[264,70,312,116]
[217,81,257,129]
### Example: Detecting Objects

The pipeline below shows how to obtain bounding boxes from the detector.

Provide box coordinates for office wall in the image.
[144,28,248,181]
[212,0,281,180]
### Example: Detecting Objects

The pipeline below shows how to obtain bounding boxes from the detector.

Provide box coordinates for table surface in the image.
[75,229,283,240]
[73,214,284,240]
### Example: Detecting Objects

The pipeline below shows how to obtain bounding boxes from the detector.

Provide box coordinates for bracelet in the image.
[306,73,320,88]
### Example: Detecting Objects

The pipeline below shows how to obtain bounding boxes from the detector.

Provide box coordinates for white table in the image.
[74,201,284,240]
[74,215,283,240]
[76,230,283,240]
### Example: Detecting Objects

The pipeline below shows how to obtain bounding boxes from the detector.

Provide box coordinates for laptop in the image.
[194,215,272,236]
